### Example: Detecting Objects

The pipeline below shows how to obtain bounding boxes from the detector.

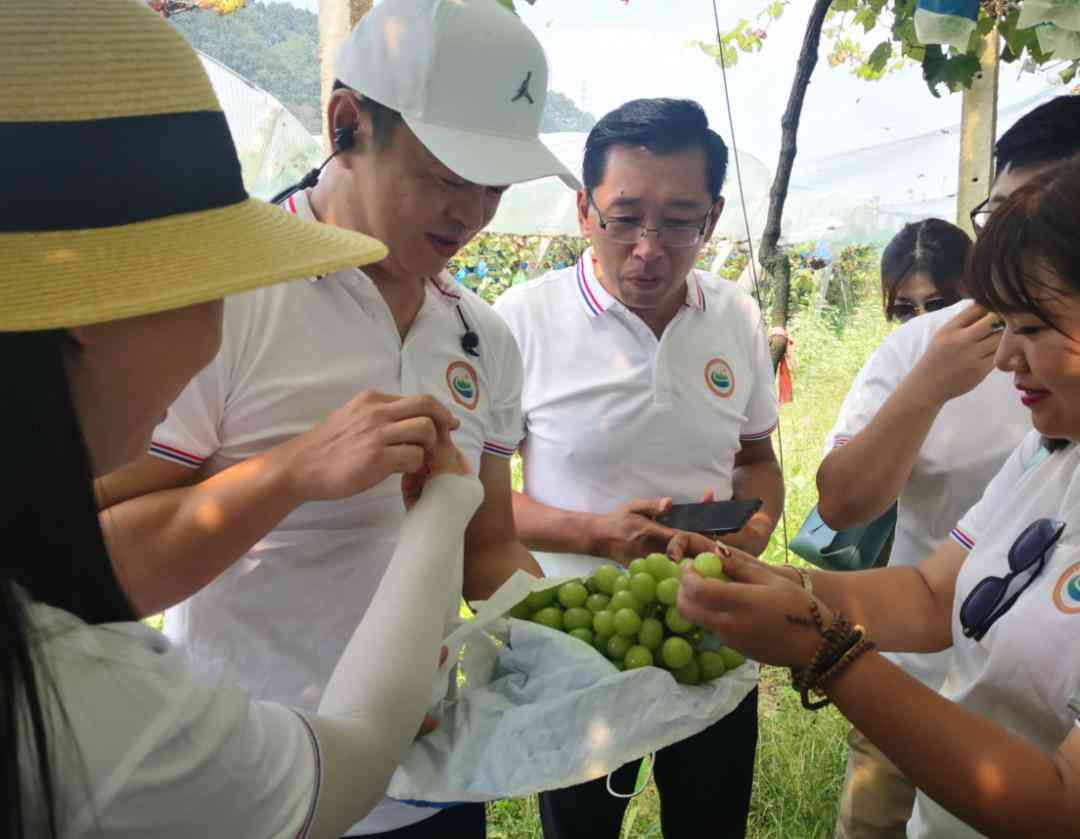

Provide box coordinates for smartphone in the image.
[655,498,763,535]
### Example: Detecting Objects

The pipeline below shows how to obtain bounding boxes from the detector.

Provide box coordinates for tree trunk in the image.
[760,0,833,370]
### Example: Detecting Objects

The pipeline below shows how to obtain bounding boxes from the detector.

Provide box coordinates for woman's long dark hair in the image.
[880,218,971,320]
[2,330,135,837]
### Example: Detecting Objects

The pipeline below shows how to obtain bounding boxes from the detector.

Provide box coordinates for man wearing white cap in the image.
[96,1,576,836]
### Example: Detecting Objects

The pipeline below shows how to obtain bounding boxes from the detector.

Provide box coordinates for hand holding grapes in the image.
[676,552,831,670]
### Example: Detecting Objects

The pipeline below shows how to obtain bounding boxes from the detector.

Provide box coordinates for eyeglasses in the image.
[959,517,1065,642]
[970,197,993,235]
[588,193,711,248]
[891,297,953,323]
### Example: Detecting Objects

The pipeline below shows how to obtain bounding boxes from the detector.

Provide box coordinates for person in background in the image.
[811,96,1080,839]
[5,2,482,837]
[880,219,967,323]
[496,98,782,839]
[677,151,1080,839]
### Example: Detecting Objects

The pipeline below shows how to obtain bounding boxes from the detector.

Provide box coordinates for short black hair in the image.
[582,98,729,201]
[995,95,1080,175]
[880,219,970,320]
[331,79,402,150]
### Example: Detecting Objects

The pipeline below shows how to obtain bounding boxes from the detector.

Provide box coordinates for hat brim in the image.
[0,198,387,331]
[405,116,583,192]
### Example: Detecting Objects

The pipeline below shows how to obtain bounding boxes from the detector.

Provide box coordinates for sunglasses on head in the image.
[959,518,1065,642]
[891,297,952,323]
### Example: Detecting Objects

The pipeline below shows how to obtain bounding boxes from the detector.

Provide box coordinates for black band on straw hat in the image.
[1,110,248,233]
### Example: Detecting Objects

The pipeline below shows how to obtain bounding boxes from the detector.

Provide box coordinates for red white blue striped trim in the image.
[576,257,605,317]
[684,274,706,311]
[148,441,205,469]
[292,711,321,839]
[483,440,517,458]
[950,527,976,551]
[832,433,853,448]
[740,422,777,442]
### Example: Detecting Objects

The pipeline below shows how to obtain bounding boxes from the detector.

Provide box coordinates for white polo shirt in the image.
[907,433,1080,838]
[23,598,319,839]
[150,189,523,835]
[825,301,1029,690]
[494,249,777,578]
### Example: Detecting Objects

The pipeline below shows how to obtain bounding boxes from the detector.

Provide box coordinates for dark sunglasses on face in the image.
[891,297,952,323]
[959,517,1066,642]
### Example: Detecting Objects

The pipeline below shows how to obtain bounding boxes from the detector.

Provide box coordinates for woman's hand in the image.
[911,304,1003,405]
[676,551,833,670]
[400,428,472,510]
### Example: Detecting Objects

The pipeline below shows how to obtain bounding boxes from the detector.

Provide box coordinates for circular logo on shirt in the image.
[704,358,735,398]
[1053,561,1080,614]
[446,361,479,410]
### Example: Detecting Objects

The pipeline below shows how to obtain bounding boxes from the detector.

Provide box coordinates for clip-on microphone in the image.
[456,306,480,357]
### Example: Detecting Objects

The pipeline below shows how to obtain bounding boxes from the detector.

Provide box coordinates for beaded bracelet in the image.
[789,600,875,710]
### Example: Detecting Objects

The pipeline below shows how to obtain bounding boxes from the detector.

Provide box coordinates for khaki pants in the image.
[834,726,916,839]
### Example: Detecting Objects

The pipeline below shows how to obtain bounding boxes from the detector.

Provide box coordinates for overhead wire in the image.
[710,0,791,560]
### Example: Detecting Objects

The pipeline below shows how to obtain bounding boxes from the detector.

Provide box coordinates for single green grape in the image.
[624,645,654,669]
[557,581,589,609]
[612,573,632,595]
[656,577,680,606]
[674,657,702,685]
[637,617,664,651]
[563,607,593,631]
[613,608,642,638]
[628,557,649,576]
[661,636,694,669]
[524,588,557,611]
[665,605,694,635]
[692,552,729,580]
[606,634,632,661]
[592,609,616,637]
[592,565,620,596]
[645,553,677,580]
[629,572,657,605]
[609,590,641,614]
[508,601,532,620]
[569,627,594,645]
[699,650,727,682]
[585,593,611,613]
[531,606,563,631]
[719,646,747,670]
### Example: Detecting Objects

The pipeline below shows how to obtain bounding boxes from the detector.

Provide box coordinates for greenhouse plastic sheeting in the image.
[199,51,322,201]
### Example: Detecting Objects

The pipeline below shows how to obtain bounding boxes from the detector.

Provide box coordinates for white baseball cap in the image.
[335,0,580,190]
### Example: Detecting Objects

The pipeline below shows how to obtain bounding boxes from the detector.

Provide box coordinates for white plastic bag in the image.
[387,571,758,806]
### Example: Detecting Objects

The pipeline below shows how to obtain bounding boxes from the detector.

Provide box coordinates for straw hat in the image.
[0,0,387,332]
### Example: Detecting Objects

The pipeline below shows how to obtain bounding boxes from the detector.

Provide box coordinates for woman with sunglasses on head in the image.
[676,156,1080,838]
[811,217,1027,839]
[5,2,484,838]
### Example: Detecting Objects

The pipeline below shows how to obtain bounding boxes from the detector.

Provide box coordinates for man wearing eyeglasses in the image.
[493,98,782,839]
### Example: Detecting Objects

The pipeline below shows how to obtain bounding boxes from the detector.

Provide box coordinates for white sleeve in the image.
[148,297,245,469]
[824,339,906,454]
[301,473,485,836]
[739,295,779,442]
[481,313,525,459]
[951,431,1043,551]
[41,621,319,839]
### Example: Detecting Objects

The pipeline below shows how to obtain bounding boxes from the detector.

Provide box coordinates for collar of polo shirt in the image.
[576,249,706,319]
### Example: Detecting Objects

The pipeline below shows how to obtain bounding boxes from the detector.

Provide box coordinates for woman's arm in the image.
[817,304,1002,530]
[677,553,1080,838]
[302,467,484,839]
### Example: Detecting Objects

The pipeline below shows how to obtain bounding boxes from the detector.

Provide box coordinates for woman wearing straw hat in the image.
[3,2,484,837]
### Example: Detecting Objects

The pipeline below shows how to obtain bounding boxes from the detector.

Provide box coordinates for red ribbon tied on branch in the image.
[770,326,795,405]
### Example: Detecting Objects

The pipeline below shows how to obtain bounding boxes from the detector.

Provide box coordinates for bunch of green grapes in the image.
[507,552,746,684]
